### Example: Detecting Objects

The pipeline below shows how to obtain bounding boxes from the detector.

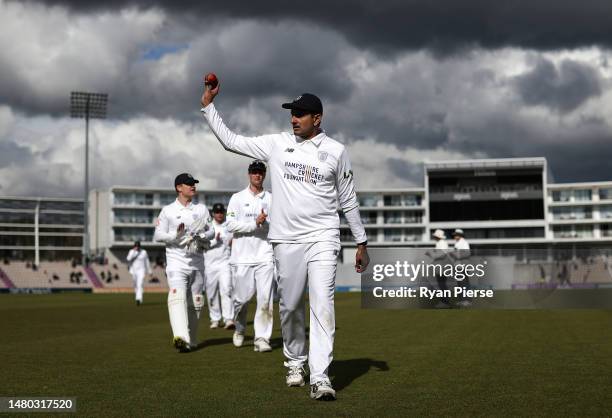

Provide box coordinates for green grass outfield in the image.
[1,293,611,417]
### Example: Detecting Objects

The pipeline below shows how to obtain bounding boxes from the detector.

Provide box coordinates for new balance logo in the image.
[284,148,295,153]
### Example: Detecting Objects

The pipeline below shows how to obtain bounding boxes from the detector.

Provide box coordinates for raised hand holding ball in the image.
[204,73,218,89]
[201,72,220,107]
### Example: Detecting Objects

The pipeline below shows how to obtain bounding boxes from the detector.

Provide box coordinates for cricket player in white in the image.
[226,160,275,352]
[204,203,235,330]
[154,173,215,352]
[201,81,369,401]
[126,241,151,306]
[451,228,472,307]
[426,229,451,308]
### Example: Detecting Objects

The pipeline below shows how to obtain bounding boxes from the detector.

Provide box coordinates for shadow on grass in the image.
[330,358,389,392]
[192,335,253,351]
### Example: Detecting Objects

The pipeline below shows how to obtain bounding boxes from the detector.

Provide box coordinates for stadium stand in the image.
[1,261,92,289]
[514,257,612,287]
[2,257,168,291]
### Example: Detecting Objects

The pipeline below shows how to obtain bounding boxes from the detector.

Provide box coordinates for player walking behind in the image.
[126,240,151,306]
[201,79,369,400]
[451,229,472,307]
[226,160,274,352]
[204,203,235,330]
[154,173,214,352]
[428,229,451,308]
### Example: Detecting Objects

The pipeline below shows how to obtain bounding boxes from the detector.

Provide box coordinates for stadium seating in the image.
[1,261,91,289]
[1,257,168,291]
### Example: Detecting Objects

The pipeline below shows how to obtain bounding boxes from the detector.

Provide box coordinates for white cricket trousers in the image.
[131,272,145,302]
[232,262,274,341]
[274,241,338,385]
[205,264,234,322]
[166,269,205,347]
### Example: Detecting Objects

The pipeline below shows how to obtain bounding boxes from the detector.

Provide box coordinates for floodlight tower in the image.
[70,92,108,265]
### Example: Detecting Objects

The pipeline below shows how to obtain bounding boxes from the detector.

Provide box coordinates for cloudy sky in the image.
[1,0,612,197]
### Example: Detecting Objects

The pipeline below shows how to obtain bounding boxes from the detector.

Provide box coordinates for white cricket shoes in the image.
[210,321,220,329]
[310,380,336,401]
[253,338,272,352]
[224,320,236,330]
[285,363,306,387]
[232,331,244,347]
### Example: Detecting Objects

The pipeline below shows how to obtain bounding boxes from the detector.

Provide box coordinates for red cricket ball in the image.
[204,73,218,89]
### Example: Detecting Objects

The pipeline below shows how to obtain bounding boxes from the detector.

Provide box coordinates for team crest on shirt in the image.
[318,151,328,162]
[192,214,198,220]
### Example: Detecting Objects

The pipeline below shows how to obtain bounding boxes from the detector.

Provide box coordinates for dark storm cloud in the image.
[387,157,424,185]
[33,0,612,52]
[513,57,602,113]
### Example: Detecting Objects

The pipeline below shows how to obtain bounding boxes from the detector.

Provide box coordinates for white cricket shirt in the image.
[202,103,367,245]
[204,220,232,269]
[153,199,212,272]
[126,248,151,276]
[226,187,274,265]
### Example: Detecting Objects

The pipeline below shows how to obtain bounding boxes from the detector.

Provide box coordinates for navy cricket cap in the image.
[174,173,199,187]
[212,203,225,213]
[281,93,323,114]
[248,160,267,173]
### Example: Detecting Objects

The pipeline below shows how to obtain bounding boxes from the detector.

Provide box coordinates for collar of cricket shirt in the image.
[296,131,325,147]
[175,198,194,209]
[247,187,266,199]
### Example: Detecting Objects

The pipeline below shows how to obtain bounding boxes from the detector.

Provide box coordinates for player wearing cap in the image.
[154,173,215,352]
[201,81,369,401]
[226,160,274,352]
[126,240,151,306]
[427,229,451,308]
[203,202,235,330]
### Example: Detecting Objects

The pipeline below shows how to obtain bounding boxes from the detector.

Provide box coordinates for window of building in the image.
[0,211,35,224]
[134,193,154,206]
[402,228,422,242]
[159,193,176,205]
[114,192,133,205]
[39,213,83,225]
[384,228,402,242]
[114,210,154,224]
[599,188,612,201]
[430,200,544,221]
[384,212,402,224]
[113,227,154,243]
[383,195,402,206]
[403,211,423,223]
[403,195,422,206]
[40,201,83,211]
[0,200,37,210]
[573,189,592,202]
[552,206,592,220]
[552,190,572,202]
[360,212,377,224]
[553,225,593,239]
[600,205,612,219]
[358,194,378,207]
